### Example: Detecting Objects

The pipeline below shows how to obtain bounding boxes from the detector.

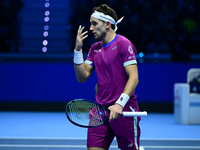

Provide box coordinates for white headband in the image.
[91,11,124,32]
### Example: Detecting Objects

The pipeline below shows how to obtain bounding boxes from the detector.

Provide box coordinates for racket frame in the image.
[65,99,109,128]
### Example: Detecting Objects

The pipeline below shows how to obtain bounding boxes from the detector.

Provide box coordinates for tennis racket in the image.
[65,99,147,128]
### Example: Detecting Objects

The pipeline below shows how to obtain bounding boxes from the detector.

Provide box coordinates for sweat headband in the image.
[91,11,124,32]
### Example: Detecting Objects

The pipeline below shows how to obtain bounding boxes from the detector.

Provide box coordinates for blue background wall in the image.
[1,62,199,104]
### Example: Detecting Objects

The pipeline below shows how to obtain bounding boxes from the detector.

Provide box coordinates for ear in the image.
[105,21,111,29]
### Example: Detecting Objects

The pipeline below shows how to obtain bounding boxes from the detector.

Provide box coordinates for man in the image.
[73,4,141,150]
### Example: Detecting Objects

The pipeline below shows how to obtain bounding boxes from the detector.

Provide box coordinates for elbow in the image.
[77,77,87,83]
[75,71,90,83]
[134,77,139,86]
[137,77,139,84]
[77,80,85,83]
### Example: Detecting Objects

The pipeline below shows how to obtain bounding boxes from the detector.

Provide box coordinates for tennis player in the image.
[73,4,141,150]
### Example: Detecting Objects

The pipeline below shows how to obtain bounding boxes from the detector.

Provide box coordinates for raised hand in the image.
[75,25,88,51]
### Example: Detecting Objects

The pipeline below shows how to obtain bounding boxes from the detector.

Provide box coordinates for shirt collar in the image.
[102,34,118,48]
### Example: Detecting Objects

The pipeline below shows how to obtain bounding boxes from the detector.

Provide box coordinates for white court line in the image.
[1,137,200,141]
[0,145,196,149]
[0,145,92,148]
[0,144,200,150]
[0,145,145,150]
[141,138,200,141]
[1,144,200,149]
[0,145,117,148]
[143,146,200,149]
[0,137,87,140]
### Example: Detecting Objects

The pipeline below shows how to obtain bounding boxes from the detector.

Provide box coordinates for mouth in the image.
[92,32,98,38]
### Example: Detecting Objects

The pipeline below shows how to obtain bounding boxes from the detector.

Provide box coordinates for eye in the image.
[91,21,97,26]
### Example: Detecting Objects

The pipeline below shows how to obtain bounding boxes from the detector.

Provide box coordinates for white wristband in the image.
[74,50,84,64]
[115,93,130,108]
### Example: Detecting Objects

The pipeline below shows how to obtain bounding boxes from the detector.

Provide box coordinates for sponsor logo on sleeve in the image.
[128,45,133,54]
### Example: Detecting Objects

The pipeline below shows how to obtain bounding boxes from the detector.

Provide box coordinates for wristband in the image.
[74,49,84,64]
[115,93,130,108]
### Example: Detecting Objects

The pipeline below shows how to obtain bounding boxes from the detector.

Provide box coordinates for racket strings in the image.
[68,101,105,126]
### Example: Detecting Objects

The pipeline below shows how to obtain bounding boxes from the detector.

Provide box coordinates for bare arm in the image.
[74,25,94,83]
[123,64,139,96]
[74,63,94,83]
[109,64,139,120]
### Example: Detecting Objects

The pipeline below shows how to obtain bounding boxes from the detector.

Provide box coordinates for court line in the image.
[0,144,144,150]
[1,137,200,141]
[0,144,90,148]
[0,137,87,140]
[141,138,200,141]
[143,146,200,149]
[1,137,199,150]
[0,144,117,148]
[0,144,199,149]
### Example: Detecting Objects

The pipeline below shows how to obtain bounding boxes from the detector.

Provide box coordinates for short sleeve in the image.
[120,41,137,67]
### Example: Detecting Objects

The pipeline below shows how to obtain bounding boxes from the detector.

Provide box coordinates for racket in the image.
[65,99,147,128]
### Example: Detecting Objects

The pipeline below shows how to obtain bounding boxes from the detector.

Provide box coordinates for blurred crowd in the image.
[70,0,200,61]
[1,0,199,62]
[0,0,24,53]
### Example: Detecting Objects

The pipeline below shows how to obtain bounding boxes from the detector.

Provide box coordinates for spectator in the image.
[146,30,170,53]
[69,0,200,58]
[0,0,24,53]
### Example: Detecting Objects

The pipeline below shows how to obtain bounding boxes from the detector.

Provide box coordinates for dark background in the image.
[0,0,200,113]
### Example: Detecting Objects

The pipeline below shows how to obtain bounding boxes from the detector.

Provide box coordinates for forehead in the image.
[90,16,103,23]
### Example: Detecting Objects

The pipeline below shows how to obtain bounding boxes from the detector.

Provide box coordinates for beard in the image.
[95,35,102,41]
[94,32,105,41]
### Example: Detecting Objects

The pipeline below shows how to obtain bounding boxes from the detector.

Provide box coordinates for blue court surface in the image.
[0,111,200,150]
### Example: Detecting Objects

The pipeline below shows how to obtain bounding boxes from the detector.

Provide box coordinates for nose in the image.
[90,25,94,31]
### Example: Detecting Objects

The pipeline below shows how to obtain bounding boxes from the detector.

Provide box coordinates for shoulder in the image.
[90,41,102,50]
[87,41,102,58]
[116,35,132,45]
[116,34,137,52]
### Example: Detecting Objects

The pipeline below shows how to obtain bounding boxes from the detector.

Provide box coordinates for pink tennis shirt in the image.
[85,34,138,108]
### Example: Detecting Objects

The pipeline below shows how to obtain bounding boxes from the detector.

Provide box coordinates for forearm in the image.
[115,64,139,107]
[123,75,139,97]
[74,63,90,83]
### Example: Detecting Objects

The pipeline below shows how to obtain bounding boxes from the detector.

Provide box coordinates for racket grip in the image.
[122,111,147,117]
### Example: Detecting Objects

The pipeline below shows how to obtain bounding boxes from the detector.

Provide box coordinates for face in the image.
[90,16,107,41]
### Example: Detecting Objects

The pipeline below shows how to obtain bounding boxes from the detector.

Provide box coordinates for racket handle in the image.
[122,111,147,117]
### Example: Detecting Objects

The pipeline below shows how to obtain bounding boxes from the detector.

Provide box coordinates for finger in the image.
[108,107,113,120]
[79,31,88,37]
[77,25,83,35]
[78,26,85,33]
[110,112,115,120]
[82,30,88,35]
[78,27,87,38]
[80,31,88,37]
[78,25,82,30]
[81,35,88,40]
[79,30,88,39]
[109,111,113,120]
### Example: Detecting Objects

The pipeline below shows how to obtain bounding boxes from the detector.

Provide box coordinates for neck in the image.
[102,29,116,45]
